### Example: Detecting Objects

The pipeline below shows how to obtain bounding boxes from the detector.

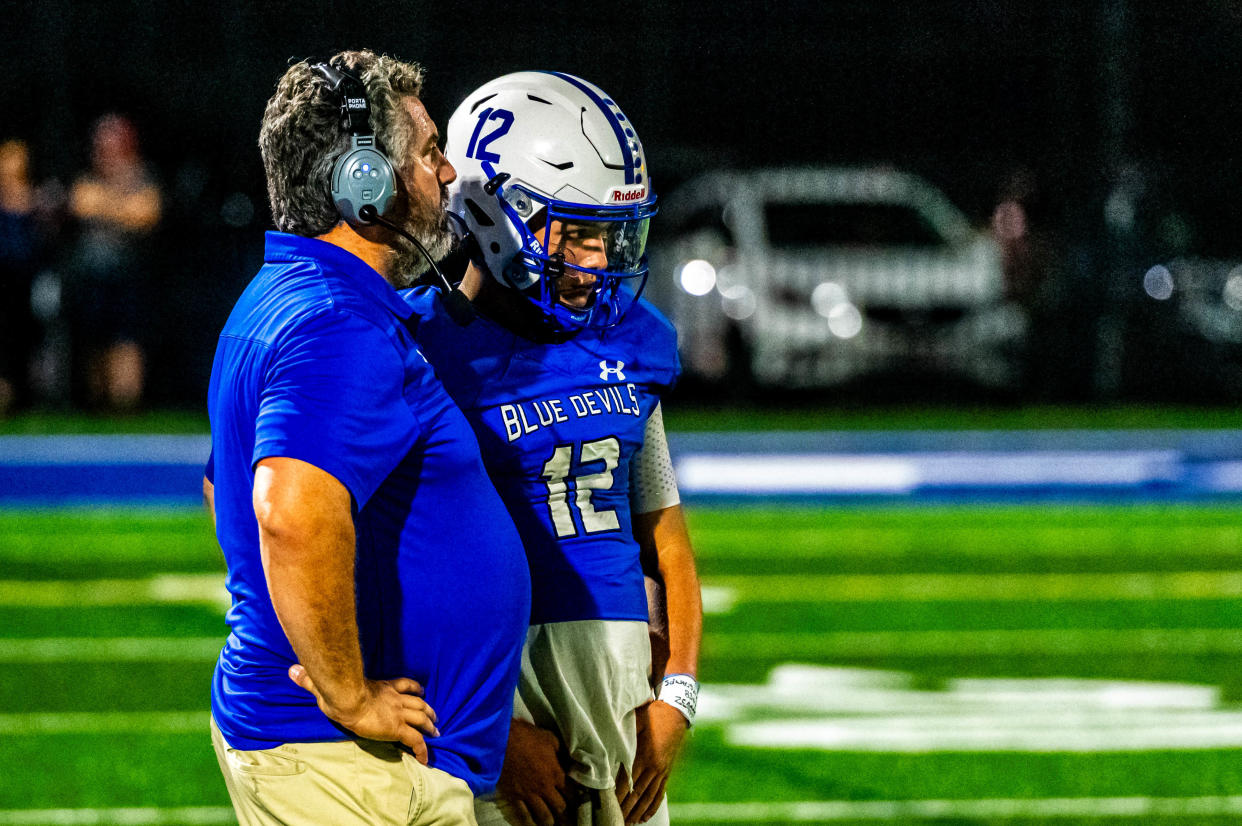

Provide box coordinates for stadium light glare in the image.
[678,259,717,296]
[720,284,756,320]
[1143,265,1174,301]
[812,281,849,319]
[828,302,864,339]
[1224,267,1242,312]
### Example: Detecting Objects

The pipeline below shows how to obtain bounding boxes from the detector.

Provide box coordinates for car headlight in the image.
[677,259,717,296]
[1143,265,1175,301]
[1223,266,1242,312]
[720,285,757,320]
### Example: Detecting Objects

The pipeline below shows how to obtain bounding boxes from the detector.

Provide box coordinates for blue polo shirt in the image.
[206,232,529,794]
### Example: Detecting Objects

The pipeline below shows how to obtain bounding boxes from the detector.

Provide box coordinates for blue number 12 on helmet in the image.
[445,72,659,334]
[465,108,515,164]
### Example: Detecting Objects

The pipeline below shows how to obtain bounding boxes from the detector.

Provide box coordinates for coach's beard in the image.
[389,188,454,288]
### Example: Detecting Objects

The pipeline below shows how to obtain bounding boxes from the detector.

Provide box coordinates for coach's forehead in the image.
[400,97,437,147]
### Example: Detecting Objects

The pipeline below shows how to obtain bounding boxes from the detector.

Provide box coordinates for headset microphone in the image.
[357,204,475,327]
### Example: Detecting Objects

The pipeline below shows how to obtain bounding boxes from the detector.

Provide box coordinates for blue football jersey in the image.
[407,288,680,625]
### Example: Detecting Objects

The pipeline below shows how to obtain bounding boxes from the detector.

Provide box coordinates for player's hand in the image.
[495,719,569,826]
[288,664,439,763]
[617,700,687,824]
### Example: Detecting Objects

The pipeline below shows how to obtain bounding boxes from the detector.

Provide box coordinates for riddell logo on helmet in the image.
[609,187,647,203]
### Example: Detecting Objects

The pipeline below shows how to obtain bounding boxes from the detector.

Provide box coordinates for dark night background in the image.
[4,0,1242,406]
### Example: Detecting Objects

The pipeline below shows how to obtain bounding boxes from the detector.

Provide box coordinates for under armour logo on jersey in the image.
[599,360,626,381]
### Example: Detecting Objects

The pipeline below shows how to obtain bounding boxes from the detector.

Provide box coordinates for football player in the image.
[405,72,702,826]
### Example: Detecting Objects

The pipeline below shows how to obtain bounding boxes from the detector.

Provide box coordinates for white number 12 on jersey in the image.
[541,437,621,538]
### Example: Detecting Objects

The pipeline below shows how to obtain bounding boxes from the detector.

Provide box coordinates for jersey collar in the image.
[263,231,415,320]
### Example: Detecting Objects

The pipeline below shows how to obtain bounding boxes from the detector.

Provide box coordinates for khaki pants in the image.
[212,716,477,825]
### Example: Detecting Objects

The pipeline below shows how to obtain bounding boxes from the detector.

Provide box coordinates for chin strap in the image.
[472,277,583,344]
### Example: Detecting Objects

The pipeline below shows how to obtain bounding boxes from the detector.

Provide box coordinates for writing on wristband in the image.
[658,673,698,726]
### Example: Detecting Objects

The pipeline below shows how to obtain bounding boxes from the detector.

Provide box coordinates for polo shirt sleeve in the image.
[253,309,420,508]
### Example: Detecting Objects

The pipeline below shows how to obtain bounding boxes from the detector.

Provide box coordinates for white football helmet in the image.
[445,71,657,331]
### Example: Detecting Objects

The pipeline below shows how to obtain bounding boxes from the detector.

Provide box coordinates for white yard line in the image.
[693,527,1242,560]
[7,798,1242,824]
[674,796,1242,821]
[0,575,227,609]
[675,451,1181,494]
[727,714,1242,752]
[6,627,1242,664]
[0,637,222,663]
[707,628,1242,657]
[5,570,1237,618]
[701,665,1242,753]
[699,585,737,614]
[14,707,1242,753]
[0,711,209,735]
[0,807,234,825]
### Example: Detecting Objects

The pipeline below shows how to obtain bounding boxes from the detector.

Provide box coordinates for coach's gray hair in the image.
[259,50,425,237]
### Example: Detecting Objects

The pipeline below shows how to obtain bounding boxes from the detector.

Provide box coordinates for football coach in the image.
[203,50,529,825]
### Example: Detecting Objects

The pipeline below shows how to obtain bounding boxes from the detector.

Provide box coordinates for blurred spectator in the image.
[992,166,1057,309]
[0,139,52,416]
[991,166,1084,400]
[64,113,162,411]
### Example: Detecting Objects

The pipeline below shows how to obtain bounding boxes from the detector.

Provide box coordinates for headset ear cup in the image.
[331,142,398,226]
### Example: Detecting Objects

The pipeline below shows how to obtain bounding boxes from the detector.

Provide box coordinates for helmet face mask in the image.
[506,187,654,328]
[446,71,657,333]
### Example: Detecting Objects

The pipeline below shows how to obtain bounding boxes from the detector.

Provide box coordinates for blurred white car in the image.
[646,167,1028,390]
[1146,258,1242,345]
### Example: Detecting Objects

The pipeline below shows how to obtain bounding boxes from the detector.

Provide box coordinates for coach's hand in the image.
[288,664,439,763]
[496,719,568,826]
[618,700,686,824]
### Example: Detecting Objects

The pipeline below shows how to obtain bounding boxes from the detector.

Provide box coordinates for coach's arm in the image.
[252,456,440,762]
[203,478,215,525]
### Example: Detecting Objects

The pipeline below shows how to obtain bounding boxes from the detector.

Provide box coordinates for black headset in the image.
[306,57,474,325]
[307,59,398,227]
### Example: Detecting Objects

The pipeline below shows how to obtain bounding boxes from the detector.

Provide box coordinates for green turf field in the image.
[5,504,1242,823]
[9,403,1242,435]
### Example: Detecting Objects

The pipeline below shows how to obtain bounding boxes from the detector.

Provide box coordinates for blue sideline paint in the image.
[3,432,1242,505]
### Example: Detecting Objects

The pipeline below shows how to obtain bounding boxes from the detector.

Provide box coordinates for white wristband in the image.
[658,673,699,727]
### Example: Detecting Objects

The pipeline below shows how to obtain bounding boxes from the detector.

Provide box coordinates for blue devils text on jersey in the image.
[406,287,680,626]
